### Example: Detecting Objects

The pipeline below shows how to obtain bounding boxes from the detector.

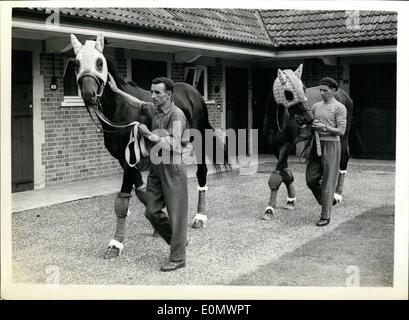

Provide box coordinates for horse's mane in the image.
[106,59,145,96]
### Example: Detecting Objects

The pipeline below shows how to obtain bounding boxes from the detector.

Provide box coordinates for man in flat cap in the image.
[306,77,347,226]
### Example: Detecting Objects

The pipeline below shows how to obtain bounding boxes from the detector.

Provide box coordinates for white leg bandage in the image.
[265,206,275,214]
[334,193,343,203]
[193,213,208,227]
[108,239,124,252]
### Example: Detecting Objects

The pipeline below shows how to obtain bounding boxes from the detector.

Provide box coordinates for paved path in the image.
[11,155,394,213]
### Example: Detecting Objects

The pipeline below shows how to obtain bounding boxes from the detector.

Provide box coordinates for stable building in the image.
[11,8,397,192]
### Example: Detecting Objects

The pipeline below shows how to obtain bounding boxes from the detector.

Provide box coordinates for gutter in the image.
[12,19,396,59]
[12,19,279,58]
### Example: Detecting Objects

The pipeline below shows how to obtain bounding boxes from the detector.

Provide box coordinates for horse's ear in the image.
[70,34,82,55]
[95,34,104,53]
[277,69,287,85]
[294,64,303,79]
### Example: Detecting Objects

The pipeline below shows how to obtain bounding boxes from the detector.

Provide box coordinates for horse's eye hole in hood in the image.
[284,90,294,101]
[96,58,104,73]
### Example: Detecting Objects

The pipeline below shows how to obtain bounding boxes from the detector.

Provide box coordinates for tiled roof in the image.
[26,7,273,46]
[17,8,397,48]
[259,10,397,48]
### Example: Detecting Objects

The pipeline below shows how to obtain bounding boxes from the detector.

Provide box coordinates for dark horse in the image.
[262,64,353,219]
[70,34,229,257]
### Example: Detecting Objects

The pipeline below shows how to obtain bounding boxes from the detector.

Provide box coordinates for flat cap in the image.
[320,77,338,90]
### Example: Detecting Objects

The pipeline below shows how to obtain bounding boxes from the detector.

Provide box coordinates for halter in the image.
[78,73,106,98]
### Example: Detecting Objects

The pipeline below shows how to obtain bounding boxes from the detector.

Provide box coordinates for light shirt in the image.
[312,100,347,141]
[140,101,190,154]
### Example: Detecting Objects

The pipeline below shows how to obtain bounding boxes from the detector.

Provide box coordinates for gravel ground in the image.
[12,161,395,286]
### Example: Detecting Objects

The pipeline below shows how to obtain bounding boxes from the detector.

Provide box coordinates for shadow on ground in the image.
[230,205,394,287]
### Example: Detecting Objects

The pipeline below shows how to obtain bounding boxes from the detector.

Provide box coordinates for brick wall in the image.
[207,65,224,128]
[171,62,224,129]
[171,63,185,82]
[302,58,343,88]
[40,53,122,186]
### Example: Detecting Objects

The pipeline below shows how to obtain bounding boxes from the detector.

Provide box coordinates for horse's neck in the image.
[132,84,152,102]
[100,83,151,125]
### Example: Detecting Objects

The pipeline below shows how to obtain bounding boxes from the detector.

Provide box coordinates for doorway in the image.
[350,63,396,160]
[12,50,34,192]
[225,67,248,155]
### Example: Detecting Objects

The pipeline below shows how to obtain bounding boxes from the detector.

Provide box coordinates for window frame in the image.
[61,56,84,107]
[184,65,208,101]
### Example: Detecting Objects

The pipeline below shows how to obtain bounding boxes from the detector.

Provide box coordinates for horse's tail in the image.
[201,100,232,172]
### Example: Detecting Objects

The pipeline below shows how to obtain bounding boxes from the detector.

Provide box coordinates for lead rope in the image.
[124,123,149,167]
[90,100,149,167]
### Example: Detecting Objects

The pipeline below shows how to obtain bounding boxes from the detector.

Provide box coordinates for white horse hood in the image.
[70,34,108,86]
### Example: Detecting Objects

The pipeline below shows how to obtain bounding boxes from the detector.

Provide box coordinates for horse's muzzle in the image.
[78,73,105,105]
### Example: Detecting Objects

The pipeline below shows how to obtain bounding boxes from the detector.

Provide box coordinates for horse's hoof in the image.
[103,240,123,259]
[261,207,275,220]
[191,219,203,229]
[152,230,160,238]
[103,246,121,259]
[333,193,343,205]
[284,201,296,211]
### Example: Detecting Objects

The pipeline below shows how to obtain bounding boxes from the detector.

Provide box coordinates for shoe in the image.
[160,259,186,272]
[316,218,330,227]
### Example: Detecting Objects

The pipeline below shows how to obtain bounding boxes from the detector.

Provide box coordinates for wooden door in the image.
[350,63,396,160]
[252,68,274,154]
[12,50,34,192]
[226,67,248,155]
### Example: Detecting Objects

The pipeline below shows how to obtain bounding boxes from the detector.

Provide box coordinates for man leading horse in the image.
[107,75,189,271]
[263,64,353,226]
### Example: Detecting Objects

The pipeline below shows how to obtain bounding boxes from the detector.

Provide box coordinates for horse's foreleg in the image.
[263,170,283,220]
[192,163,208,229]
[104,165,147,259]
[282,168,296,210]
[277,143,297,210]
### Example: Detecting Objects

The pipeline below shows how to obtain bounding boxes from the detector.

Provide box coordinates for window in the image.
[132,59,167,90]
[61,57,83,107]
[184,66,207,100]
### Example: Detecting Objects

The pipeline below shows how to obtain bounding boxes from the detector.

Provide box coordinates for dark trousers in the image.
[144,163,188,262]
[306,140,341,219]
